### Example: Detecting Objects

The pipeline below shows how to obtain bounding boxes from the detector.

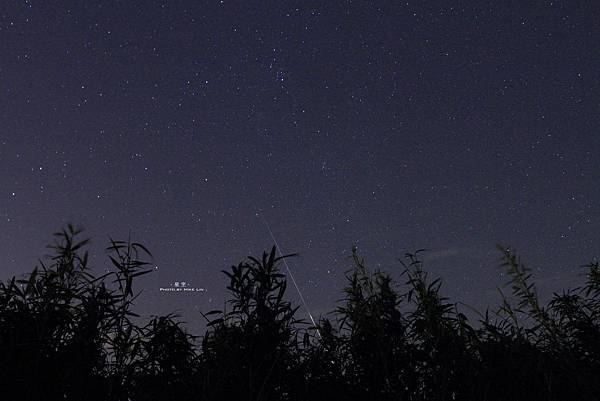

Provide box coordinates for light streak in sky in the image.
[264,219,322,339]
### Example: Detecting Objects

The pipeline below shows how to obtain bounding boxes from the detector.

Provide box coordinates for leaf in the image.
[206,318,224,327]
[132,242,153,257]
[131,269,153,278]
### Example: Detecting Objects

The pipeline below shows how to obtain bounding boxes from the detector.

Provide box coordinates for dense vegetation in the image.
[1,226,599,400]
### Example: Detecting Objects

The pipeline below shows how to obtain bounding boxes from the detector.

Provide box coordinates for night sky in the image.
[2,1,599,334]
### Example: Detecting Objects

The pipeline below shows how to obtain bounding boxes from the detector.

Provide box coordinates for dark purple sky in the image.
[1,1,599,334]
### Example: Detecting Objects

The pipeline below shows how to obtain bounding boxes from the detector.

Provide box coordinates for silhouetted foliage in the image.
[1,226,599,400]
[200,247,302,401]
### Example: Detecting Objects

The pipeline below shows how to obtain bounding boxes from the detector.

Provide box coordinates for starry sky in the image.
[1,1,599,334]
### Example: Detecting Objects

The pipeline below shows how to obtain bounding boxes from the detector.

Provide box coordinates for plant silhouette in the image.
[1,226,599,400]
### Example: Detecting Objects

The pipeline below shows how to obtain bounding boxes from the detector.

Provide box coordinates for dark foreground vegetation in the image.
[1,226,599,401]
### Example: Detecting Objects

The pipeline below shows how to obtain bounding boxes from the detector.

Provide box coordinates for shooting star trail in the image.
[264,220,321,338]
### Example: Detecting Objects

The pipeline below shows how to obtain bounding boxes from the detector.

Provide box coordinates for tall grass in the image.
[1,226,598,400]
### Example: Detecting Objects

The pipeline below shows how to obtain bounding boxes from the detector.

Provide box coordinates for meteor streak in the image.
[264,220,321,339]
